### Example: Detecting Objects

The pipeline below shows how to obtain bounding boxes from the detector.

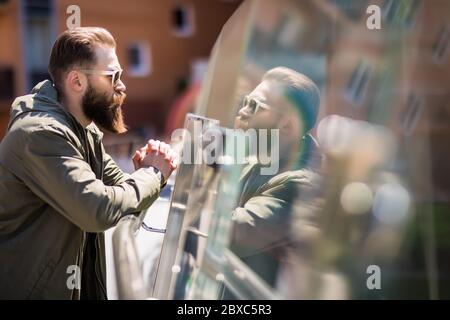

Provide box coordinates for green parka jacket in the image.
[0,80,161,299]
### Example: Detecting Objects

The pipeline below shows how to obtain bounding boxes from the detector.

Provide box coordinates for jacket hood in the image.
[8,79,103,138]
[9,80,65,128]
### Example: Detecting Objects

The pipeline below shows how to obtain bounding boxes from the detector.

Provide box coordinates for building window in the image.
[277,11,304,50]
[0,0,11,8]
[22,0,55,90]
[328,0,368,21]
[433,25,449,64]
[171,5,195,37]
[401,94,423,136]
[0,67,14,100]
[382,0,421,28]
[127,42,151,77]
[345,61,371,106]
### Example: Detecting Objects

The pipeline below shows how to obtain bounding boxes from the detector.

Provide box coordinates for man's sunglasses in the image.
[79,69,123,87]
[242,95,272,114]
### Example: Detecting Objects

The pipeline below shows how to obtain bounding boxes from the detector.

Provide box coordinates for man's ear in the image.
[66,70,85,93]
[280,117,293,135]
[280,110,304,138]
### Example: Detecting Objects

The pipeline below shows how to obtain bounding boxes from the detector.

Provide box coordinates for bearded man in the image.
[0,27,177,299]
[228,67,321,291]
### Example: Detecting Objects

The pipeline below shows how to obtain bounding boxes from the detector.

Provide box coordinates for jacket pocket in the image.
[27,260,56,299]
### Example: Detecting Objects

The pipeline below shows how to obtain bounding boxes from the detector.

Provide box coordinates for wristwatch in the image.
[149,166,167,188]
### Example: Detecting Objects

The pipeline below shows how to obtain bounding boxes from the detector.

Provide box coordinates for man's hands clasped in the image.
[132,139,178,185]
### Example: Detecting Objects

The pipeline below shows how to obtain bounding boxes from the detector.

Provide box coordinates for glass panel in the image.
[155,0,450,300]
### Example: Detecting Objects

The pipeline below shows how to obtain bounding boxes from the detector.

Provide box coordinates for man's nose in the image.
[238,106,251,119]
[115,79,126,92]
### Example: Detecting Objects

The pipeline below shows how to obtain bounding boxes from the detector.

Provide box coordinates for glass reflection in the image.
[153,0,450,300]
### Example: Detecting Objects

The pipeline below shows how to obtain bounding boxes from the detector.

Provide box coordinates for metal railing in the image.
[111,214,149,299]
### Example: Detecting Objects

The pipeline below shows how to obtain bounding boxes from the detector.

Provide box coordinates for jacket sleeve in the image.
[102,151,130,186]
[230,192,292,256]
[19,126,161,232]
[230,173,311,256]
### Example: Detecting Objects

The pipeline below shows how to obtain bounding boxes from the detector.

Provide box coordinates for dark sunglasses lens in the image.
[243,97,248,107]
[249,99,257,113]
[113,71,121,84]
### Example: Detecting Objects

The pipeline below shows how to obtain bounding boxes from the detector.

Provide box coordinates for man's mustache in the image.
[234,116,248,130]
[112,91,126,107]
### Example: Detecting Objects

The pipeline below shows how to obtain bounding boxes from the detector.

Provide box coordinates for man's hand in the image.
[132,144,147,170]
[132,139,178,182]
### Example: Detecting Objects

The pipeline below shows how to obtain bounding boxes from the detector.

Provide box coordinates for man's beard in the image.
[82,82,128,134]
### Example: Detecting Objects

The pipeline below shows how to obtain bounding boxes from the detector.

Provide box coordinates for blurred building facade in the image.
[320,0,450,201]
[0,0,241,140]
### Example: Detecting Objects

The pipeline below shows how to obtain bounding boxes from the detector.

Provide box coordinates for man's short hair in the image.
[262,67,320,134]
[48,27,116,93]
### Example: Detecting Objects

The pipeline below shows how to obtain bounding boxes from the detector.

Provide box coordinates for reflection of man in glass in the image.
[229,67,321,290]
